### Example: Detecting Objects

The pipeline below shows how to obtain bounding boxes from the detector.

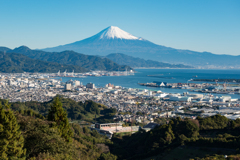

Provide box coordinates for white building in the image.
[148,91,152,97]
[219,96,231,102]
[74,80,80,87]
[169,96,192,102]
[155,93,168,98]
[65,83,71,90]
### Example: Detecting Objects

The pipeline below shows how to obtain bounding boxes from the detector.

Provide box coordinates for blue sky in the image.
[0,0,239,55]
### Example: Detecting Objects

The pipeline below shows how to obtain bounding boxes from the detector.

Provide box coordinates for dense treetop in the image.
[0,102,26,160]
[48,97,73,142]
[1,96,116,123]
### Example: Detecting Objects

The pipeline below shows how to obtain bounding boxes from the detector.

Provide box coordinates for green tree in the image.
[164,125,175,144]
[98,152,117,160]
[48,97,73,142]
[84,100,100,115]
[83,126,90,134]
[0,102,26,160]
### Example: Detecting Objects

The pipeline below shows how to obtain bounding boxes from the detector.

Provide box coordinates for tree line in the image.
[0,97,117,160]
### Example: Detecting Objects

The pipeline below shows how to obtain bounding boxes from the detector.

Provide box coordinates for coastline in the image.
[134,67,240,70]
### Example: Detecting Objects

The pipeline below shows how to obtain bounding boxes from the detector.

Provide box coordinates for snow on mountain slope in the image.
[42,26,153,54]
[97,26,140,40]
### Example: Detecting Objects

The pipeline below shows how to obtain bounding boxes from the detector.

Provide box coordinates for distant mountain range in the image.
[106,53,192,68]
[0,51,88,73]
[0,47,11,52]
[0,46,132,72]
[42,26,240,68]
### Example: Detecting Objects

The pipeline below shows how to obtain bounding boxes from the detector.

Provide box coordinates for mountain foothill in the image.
[0,51,89,73]
[0,44,192,73]
[0,46,133,73]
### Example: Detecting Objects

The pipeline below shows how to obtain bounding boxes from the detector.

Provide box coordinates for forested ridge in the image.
[0,97,117,160]
[1,96,240,160]
[3,46,133,72]
[0,51,88,73]
[110,115,240,160]
[2,96,117,124]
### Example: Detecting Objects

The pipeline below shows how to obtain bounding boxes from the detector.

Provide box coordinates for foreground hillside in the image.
[106,53,192,68]
[0,51,88,73]
[7,96,117,123]
[2,46,133,71]
[2,96,240,160]
[0,98,116,160]
[110,115,240,160]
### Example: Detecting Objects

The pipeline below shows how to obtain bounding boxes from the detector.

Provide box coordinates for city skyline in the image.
[0,0,239,55]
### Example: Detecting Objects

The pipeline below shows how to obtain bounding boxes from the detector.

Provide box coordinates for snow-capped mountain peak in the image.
[97,26,140,40]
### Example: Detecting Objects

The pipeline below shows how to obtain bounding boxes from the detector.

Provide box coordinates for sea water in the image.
[60,69,240,98]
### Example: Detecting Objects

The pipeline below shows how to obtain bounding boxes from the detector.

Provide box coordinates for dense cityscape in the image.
[2,72,240,125]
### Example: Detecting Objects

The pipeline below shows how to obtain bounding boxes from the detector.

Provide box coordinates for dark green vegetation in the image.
[0,51,88,73]
[106,53,193,68]
[110,115,240,160]
[3,46,133,72]
[48,97,73,142]
[0,96,116,124]
[0,97,117,160]
[0,102,26,159]
[2,96,240,159]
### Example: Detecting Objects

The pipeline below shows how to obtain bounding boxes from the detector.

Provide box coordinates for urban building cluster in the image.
[1,73,240,127]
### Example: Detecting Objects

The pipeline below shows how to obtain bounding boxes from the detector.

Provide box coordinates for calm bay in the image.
[60,69,240,98]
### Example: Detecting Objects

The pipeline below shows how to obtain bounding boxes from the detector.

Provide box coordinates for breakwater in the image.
[192,79,240,83]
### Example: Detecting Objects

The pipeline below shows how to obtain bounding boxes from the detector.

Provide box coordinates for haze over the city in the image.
[0,0,239,55]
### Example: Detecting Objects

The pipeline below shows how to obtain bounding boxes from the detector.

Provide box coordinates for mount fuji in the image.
[43,26,240,68]
[43,26,156,55]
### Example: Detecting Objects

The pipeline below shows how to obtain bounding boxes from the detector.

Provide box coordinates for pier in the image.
[138,82,240,95]
[192,79,240,83]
